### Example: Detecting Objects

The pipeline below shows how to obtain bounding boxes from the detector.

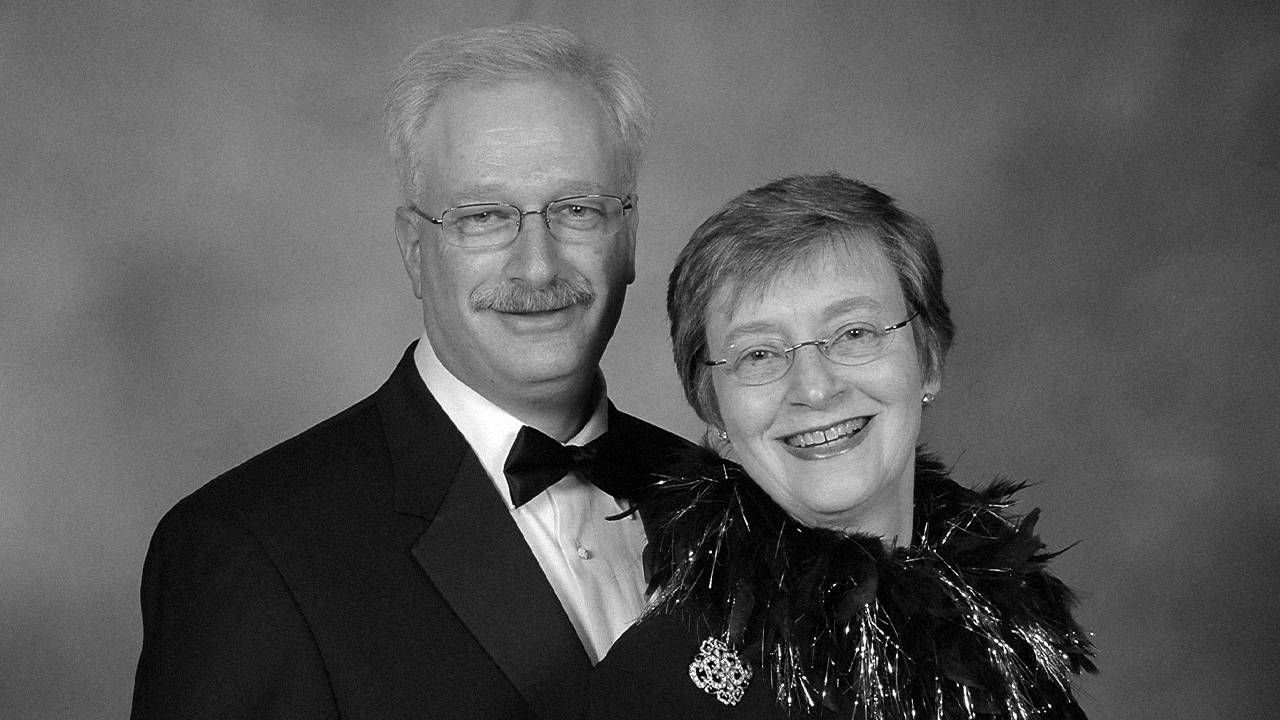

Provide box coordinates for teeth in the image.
[785,418,867,448]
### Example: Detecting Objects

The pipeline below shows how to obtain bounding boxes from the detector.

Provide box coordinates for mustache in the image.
[470,278,595,313]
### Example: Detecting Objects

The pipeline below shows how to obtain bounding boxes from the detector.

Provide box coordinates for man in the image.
[131,24,689,720]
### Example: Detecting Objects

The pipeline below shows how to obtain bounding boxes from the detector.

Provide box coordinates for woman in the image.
[588,174,1094,719]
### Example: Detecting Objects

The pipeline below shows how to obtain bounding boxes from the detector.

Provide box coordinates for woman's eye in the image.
[739,348,782,365]
[837,324,878,342]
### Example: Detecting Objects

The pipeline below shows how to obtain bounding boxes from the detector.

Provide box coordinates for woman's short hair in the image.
[668,173,954,429]
[384,23,653,202]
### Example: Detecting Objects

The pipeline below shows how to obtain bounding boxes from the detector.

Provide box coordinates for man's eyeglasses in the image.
[409,194,633,249]
[703,314,917,386]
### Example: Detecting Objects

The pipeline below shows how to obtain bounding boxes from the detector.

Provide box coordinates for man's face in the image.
[397,79,637,409]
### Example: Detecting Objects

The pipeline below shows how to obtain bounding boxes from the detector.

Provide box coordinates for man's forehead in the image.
[426,78,611,141]
[410,79,625,199]
[452,122,585,158]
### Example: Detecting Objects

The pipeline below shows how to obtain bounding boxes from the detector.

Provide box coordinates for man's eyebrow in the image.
[553,181,612,197]
[446,184,508,203]
[447,182,612,205]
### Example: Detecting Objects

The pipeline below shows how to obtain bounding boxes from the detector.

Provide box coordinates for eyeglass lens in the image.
[726,322,898,385]
[442,196,625,247]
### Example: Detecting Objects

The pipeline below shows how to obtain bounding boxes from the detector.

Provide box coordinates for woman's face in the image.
[705,239,938,536]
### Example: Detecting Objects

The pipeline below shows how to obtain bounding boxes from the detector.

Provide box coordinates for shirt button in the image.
[576,546,593,560]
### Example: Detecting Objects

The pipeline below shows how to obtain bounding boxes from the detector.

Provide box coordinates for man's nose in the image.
[504,211,561,285]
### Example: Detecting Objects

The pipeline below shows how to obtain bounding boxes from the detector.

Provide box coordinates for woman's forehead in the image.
[710,236,900,327]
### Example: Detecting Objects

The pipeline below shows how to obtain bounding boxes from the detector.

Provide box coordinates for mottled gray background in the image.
[3,1,1278,718]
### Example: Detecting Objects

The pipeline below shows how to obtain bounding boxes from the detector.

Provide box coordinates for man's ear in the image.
[394,207,424,299]
[621,198,639,285]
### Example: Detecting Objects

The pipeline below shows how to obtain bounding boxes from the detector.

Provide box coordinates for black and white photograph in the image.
[3,2,1277,718]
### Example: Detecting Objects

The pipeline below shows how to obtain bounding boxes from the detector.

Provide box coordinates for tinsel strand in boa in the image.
[639,448,1096,719]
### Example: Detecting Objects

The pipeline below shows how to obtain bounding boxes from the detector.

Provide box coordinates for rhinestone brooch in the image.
[688,636,753,706]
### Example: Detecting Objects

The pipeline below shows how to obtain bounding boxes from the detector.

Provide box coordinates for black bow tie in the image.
[503,425,619,508]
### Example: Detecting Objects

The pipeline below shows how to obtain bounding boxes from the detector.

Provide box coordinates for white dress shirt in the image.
[413,336,648,663]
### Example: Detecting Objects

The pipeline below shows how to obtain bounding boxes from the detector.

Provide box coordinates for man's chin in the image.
[478,329,590,373]
[494,365,593,400]
[470,310,610,386]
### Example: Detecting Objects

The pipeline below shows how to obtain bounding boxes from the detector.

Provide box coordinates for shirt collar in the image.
[413,334,609,504]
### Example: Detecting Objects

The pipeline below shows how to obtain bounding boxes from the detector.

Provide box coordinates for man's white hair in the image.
[384,23,653,203]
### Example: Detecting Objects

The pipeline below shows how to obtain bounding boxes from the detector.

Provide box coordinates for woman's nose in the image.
[784,344,845,407]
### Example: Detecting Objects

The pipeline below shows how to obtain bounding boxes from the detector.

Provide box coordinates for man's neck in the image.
[415,336,603,443]
[495,377,600,442]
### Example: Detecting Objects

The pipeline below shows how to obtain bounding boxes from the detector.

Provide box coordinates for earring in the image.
[709,427,736,461]
[921,393,936,406]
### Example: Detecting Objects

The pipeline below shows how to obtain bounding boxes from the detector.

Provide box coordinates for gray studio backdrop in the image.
[3,2,1278,718]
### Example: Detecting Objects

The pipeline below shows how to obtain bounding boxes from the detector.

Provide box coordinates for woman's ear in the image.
[706,425,735,460]
[924,373,941,400]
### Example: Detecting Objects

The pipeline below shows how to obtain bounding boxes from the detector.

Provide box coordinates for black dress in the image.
[587,450,1095,720]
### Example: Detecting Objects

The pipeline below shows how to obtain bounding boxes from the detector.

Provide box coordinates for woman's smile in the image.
[780,416,871,458]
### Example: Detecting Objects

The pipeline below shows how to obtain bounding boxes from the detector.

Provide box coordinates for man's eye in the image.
[451,208,511,234]
[552,204,605,226]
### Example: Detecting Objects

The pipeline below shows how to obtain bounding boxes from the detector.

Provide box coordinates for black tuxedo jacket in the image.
[130,344,691,720]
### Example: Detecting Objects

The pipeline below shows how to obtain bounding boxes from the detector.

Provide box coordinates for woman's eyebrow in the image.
[720,321,784,346]
[720,297,889,345]
[822,296,884,320]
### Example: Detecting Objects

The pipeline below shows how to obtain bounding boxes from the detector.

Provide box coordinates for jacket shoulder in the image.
[172,393,386,519]
[611,409,697,456]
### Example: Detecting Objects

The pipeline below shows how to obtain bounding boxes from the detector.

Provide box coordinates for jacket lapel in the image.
[410,453,592,719]
[376,344,591,720]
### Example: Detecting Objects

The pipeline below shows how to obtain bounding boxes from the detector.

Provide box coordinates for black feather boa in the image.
[637,447,1096,719]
